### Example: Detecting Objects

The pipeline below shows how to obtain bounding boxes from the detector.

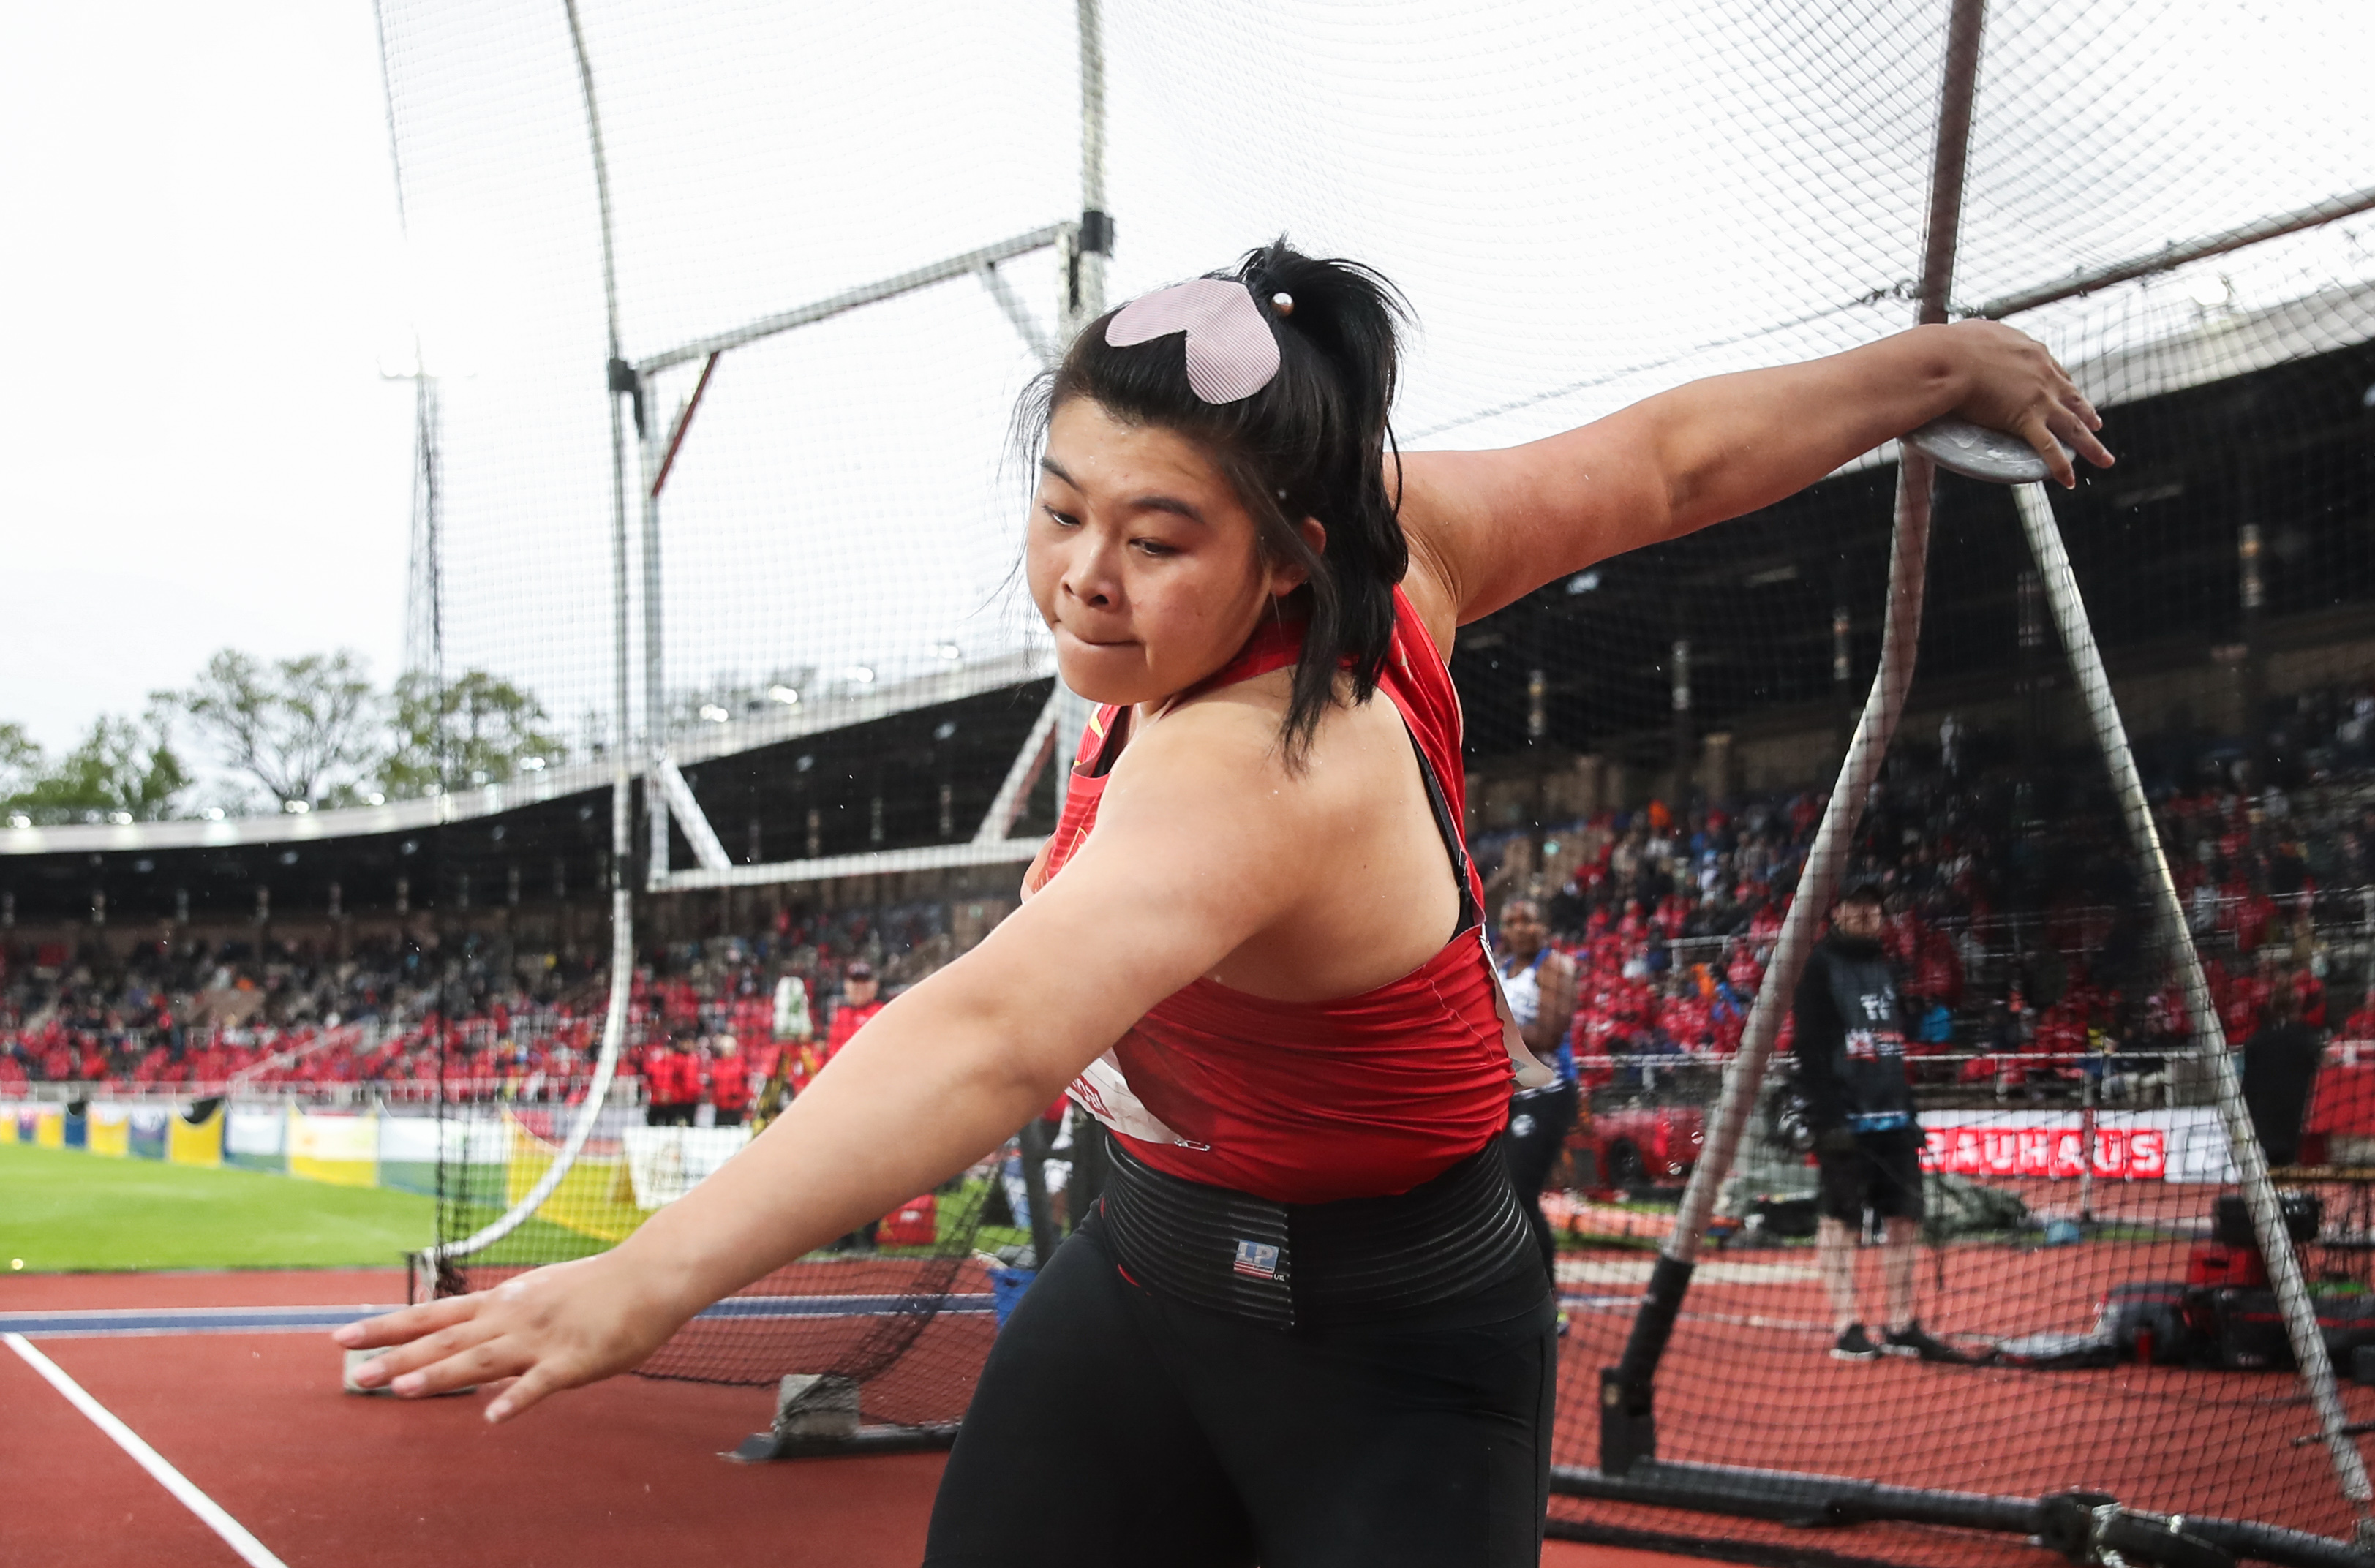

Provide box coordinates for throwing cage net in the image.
[369,0,2375,1553]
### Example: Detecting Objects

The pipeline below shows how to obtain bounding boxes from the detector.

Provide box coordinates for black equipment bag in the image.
[2209,1191,2320,1248]
[2188,1286,2289,1371]
[2097,1282,2197,1365]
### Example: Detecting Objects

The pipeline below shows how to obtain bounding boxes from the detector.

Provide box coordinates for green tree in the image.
[383,669,565,797]
[162,649,382,810]
[0,723,39,804]
[1,712,190,826]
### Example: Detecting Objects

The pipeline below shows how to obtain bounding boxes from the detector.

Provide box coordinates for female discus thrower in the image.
[340,241,2109,1565]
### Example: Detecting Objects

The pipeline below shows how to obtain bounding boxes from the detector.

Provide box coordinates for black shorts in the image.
[1815,1126,1926,1224]
[924,1215,1557,1567]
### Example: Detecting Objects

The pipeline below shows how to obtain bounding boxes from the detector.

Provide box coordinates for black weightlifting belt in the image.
[1096,1135,1537,1331]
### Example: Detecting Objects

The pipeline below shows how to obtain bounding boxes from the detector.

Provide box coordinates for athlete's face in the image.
[1028,399,1314,709]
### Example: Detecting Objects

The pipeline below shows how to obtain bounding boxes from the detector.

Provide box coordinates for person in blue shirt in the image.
[1497,897,1580,1281]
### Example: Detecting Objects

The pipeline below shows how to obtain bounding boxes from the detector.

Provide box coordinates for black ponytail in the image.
[1020,238,1411,766]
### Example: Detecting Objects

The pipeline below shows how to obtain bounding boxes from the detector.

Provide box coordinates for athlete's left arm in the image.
[332,701,1326,1420]
[1395,320,2112,641]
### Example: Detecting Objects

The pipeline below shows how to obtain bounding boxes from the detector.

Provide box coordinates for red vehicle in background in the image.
[1566,1100,1706,1192]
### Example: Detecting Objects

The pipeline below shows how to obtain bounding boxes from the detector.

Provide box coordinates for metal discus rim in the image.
[1905,414,2074,484]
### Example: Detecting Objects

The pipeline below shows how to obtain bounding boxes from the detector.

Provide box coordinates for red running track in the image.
[4,1268,1670,1568]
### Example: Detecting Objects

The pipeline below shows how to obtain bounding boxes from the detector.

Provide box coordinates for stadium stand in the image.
[10,679,2374,1121]
[0,904,988,1107]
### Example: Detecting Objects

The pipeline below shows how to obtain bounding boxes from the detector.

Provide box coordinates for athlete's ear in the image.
[1267,516,1327,598]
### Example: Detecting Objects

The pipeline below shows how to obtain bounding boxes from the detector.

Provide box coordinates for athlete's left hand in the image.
[1938,319,2114,488]
[335,1249,689,1422]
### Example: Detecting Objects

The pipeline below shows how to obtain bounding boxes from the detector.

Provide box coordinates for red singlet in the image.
[1040,587,1518,1204]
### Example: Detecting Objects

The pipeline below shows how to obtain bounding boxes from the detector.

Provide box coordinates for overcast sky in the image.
[3,4,413,755]
[7,1,2371,769]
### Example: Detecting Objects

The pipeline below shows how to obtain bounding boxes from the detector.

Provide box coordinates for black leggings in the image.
[924,1217,1557,1567]
[1502,1083,1580,1278]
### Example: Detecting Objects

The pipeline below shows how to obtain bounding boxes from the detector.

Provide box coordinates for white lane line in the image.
[4,1332,289,1568]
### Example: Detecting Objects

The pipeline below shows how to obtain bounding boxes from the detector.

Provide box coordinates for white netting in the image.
[366,1,2375,1555]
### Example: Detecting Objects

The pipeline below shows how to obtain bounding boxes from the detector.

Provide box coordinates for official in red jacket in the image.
[707,1036,752,1127]
[643,1033,699,1127]
[821,962,886,1063]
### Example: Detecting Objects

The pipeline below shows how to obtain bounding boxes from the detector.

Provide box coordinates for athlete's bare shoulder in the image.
[1100,671,1414,877]
[1111,668,1344,817]
[1385,451,1467,662]
[1083,668,1458,998]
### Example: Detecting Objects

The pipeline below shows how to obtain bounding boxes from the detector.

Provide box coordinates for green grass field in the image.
[0,1144,1042,1276]
[0,1142,437,1273]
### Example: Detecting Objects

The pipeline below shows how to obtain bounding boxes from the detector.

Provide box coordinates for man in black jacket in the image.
[1794,882,1953,1362]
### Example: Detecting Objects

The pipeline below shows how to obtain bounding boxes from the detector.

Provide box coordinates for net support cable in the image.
[413,0,639,1279]
[1591,0,1980,1473]
[431,0,1119,1270]
[2011,480,2375,1529]
[1416,190,2375,452]
[1973,184,2375,320]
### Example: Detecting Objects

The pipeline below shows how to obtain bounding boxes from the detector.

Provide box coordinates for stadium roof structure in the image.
[8,273,2369,880]
[1454,287,2375,776]
[0,671,1063,927]
[0,646,1050,861]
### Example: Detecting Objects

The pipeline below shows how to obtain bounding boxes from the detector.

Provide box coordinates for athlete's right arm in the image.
[335,698,1322,1420]
[1390,320,2109,652]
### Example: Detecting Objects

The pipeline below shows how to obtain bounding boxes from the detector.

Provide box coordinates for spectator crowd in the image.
[0,900,954,1115]
[1478,679,2375,1094]
[7,681,2375,1112]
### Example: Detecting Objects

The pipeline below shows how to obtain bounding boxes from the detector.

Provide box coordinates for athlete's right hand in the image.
[1937,318,2114,488]
[334,1251,688,1422]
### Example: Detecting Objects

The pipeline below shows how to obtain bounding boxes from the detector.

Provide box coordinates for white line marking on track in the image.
[4,1331,289,1568]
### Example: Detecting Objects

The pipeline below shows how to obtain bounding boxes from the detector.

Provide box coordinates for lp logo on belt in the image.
[1232,1240,1281,1280]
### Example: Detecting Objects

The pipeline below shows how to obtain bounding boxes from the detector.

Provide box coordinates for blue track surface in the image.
[0,1293,1002,1338]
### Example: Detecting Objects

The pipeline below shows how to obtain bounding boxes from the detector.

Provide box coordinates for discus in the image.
[1905,415,2073,486]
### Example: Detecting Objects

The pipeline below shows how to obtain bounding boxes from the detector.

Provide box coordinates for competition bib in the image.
[1068,1051,1207,1150]
[1482,928,1558,1090]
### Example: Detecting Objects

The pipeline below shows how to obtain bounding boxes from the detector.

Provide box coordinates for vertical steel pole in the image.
[641,425,669,883]
[560,0,633,917]
[2014,482,2374,1524]
[1072,0,1109,331]
[641,426,671,886]
[1048,0,1111,802]
[1599,0,1984,1472]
